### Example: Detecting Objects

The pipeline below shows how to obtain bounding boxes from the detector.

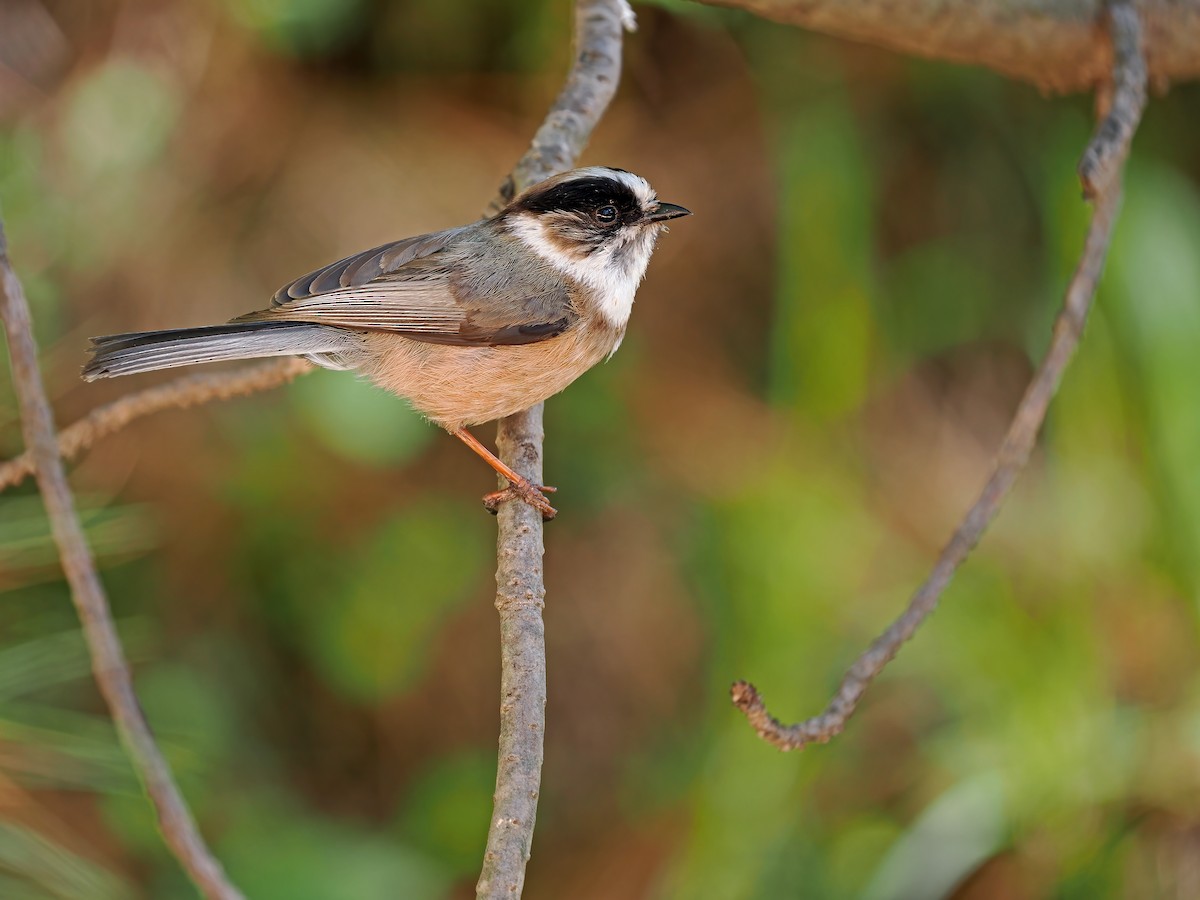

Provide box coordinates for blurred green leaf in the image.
[0,823,131,900]
[0,623,148,702]
[0,496,159,590]
[0,704,135,793]
[545,350,642,511]
[863,774,1006,900]
[878,239,997,361]
[60,62,179,180]
[769,94,875,420]
[375,0,560,73]
[0,625,148,791]
[300,501,488,702]
[664,444,888,900]
[289,373,434,467]
[222,795,450,900]
[224,0,369,56]
[397,751,493,876]
[825,817,903,898]
[135,662,240,775]
[1105,163,1200,596]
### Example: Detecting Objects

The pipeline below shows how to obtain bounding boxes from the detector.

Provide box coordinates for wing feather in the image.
[239,225,578,346]
[274,227,467,304]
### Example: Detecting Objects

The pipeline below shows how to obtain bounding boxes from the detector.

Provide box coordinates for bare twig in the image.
[0,226,245,898]
[732,0,1148,752]
[0,357,310,491]
[475,1,633,897]
[694,0,1194,95]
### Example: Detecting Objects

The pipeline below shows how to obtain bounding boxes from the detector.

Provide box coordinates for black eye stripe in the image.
[519,176,642,223]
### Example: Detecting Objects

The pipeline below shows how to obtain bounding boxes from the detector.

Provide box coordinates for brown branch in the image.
[693,0,1193,95]
[475,1,633,897]
[732,0,1148,752]
[0,357,311,491]
[0,228,245,896]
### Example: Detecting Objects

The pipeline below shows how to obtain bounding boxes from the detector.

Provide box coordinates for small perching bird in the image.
[83,167,690,518]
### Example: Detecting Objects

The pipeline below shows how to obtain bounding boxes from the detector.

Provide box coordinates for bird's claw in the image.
[483,479,558,520]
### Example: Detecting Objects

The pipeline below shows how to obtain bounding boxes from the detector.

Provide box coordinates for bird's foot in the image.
[483,478,558,520]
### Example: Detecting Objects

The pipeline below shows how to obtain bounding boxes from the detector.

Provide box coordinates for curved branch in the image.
[695,0,1192,95]
[732,0,1147,751]
[0,227,244,897]
[476,1,633,897]
[0,358,310,491]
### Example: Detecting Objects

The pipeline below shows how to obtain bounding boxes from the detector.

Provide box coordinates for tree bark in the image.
[693,0,1197,94]
[476,1,634,896]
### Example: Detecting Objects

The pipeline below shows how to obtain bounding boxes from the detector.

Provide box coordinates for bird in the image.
[83,167,690,519]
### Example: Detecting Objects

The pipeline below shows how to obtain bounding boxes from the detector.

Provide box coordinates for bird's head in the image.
[502,167,690,328]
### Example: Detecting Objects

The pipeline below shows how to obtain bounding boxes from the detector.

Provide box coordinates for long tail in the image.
[82,321,361,381]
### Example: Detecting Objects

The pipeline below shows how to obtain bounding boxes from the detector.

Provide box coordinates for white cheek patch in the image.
[509,216,657,330]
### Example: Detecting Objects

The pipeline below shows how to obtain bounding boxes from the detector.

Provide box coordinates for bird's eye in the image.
[594,204,618,225]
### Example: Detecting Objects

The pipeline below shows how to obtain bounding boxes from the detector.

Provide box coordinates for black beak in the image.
[646,202,692,222]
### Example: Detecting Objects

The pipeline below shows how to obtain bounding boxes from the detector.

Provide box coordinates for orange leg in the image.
[452,428,558,520]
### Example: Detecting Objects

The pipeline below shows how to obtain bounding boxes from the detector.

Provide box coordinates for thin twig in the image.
[0,357,311,491]
[475,1,634,897]
[0,227,245,896]
[732,0,1148,751]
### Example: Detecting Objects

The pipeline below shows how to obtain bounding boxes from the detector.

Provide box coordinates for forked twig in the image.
[0,357,310,491]
[476,1,634,897]
[732,0,1148,751]
[0,226,245,897]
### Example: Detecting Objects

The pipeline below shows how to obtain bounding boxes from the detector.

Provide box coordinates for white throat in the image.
[508,216,655,330]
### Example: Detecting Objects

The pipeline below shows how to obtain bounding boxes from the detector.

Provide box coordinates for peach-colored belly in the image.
[359,324,620,430]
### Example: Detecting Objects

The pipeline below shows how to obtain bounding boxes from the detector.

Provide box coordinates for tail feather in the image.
[82,321,361,381]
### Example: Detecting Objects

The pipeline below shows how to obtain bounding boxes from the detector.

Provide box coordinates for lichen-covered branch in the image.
[0,225,245,898]
[732,0,1148,751]
[694,0,1191,95]
[475,1,633,897]
[0,357,310,492]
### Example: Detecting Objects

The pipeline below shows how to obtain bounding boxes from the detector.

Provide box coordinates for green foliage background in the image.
[1,0,1199,897]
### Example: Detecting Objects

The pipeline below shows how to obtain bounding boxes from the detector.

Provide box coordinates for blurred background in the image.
[1,0,1199,897]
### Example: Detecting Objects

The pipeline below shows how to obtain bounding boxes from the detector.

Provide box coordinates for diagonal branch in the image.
[0,357,310,492]
[476,1,634,897]
[0,227,245,896]
[732,0,1148,752]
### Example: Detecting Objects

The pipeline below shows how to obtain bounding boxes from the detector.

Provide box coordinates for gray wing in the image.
[236,226,577,346]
